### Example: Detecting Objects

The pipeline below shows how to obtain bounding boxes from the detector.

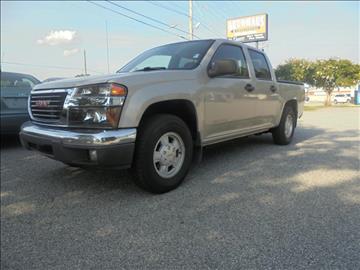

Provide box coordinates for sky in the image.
[1,1,359,80]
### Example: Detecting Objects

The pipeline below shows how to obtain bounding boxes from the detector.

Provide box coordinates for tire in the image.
[334,100,338,104]
[272,105,296,145]
[133,114,193,193]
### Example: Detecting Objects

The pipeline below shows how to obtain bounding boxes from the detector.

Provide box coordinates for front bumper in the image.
[19,122,136,168]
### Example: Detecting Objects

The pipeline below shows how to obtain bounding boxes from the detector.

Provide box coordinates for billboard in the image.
[226,13,268,43]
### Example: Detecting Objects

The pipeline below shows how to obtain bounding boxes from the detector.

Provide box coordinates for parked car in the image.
[20,39,305,193]
[1,71,40,134]
[333,94,351,104]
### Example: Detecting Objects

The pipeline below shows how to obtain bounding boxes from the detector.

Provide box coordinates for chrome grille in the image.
[30,92,67,122]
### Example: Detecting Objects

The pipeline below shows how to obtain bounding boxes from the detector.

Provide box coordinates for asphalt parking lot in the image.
[1,107,359,269]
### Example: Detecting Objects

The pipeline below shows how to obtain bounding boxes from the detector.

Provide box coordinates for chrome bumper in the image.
[20,121,136,147]
[19,122,136,167]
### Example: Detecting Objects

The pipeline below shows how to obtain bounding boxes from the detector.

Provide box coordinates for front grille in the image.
[30,92,67,122]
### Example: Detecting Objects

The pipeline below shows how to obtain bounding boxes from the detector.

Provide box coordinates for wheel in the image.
[334,100,338,104]
[133,114,193,193]
[272,106,296,145]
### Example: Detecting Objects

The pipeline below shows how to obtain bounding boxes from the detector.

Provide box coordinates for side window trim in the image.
[208,43,251,79]
[248,48,273,81]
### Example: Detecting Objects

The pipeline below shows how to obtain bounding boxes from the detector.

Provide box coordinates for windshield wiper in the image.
[134,66,167,72]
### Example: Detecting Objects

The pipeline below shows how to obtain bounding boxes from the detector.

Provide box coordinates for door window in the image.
[248,50,272,80]
[211,44,249,78]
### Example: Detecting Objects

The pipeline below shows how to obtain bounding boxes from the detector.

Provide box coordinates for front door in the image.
[203,44,257,142]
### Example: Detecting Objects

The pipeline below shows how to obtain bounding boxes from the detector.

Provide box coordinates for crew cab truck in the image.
[20,39,304,193]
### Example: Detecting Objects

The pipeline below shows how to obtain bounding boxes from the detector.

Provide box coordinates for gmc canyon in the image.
[20,39,304,193]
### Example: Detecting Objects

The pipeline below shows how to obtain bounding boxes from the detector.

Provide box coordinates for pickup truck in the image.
[20,39,304,193]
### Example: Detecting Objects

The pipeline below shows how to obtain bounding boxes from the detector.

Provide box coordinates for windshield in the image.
[1,73,39,90]
[118,40,214,72]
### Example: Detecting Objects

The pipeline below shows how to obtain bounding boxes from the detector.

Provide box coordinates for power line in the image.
[201,2,227,23]
[87,1,188,41]
[149,1,189,18]
[148,1,223,38]
[151,1,223,37]
[1,61,103,74]
[193,1,225,38]
[171,1,186,11]
[208,2,229,21]
[106,1,201,39]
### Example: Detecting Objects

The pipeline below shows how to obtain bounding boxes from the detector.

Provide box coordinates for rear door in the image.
[203,43,257,141]
[247,49,282,127]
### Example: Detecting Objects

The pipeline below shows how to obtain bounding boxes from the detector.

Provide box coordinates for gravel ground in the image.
[1,107,359,269]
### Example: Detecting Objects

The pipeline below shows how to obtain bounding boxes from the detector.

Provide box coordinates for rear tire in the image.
[133,114,193,193]
[272,105,296,145]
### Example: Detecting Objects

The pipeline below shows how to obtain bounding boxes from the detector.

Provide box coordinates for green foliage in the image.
[312,59,360,92]
[275,59,315,83]
[276,58,360,88]
[275,58,360,106]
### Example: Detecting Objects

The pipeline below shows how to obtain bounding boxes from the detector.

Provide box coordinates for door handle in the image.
[270,85,277,92]
[244,84,255,92]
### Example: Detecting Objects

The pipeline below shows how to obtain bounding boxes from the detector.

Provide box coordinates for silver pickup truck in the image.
[20,39,304,193]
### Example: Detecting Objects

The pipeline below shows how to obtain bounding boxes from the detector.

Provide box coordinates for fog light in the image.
[89,150,97,161]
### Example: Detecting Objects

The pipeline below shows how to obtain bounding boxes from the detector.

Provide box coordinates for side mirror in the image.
[208,59,238,78]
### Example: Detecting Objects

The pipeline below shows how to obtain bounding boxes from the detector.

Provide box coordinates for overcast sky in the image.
[1,1,359,80]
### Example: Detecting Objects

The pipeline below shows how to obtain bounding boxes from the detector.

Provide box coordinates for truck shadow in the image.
[2,124,359,215]
[3,125,358,207]
[2,124,360,268]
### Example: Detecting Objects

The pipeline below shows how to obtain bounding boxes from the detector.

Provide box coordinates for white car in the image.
[333,94,351,104]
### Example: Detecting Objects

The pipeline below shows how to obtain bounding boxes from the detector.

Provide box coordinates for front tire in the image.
[272,106,296,145]
[133,114,193,193]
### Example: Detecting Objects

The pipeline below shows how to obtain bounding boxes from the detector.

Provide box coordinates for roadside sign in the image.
[226,13,268,43]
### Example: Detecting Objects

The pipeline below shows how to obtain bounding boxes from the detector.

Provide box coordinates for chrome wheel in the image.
[153,132,185,178]
[284,114,294,138]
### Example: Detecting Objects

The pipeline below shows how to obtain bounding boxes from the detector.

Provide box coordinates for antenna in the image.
[105,21,110,73]
[83,49,88,75]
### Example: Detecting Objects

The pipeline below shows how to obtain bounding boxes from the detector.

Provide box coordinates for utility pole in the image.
[83,49,87,75]
[188,0,193,40]
[0,51,4,71]
[105,21,110,74]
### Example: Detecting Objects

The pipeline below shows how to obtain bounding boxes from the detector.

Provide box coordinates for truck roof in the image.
[162,38,264,53]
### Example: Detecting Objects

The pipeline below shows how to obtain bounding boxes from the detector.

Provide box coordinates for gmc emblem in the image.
[35,100,50,108]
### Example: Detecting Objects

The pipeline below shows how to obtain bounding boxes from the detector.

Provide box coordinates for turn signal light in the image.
[111,84,127,96]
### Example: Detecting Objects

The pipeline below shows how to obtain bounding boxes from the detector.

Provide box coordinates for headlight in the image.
[66,83,127,128]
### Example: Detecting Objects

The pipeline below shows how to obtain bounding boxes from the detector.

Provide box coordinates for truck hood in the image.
[33,70,198,91]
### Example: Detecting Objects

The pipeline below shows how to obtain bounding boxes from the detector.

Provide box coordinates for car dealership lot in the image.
[1,107,359,269]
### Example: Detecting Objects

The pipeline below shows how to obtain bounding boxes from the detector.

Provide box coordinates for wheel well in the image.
[284,99,298,125]
[139,100,199,143]
[285,100,298,115]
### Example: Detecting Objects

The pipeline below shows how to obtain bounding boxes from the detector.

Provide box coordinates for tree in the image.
[312,59,360,106]
[276,58,360,106]
[275,59,315,83]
